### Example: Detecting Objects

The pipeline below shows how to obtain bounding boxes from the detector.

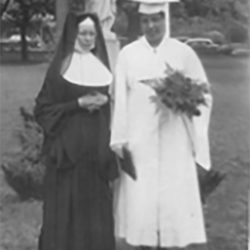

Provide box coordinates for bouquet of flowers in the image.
[140,63,210,117]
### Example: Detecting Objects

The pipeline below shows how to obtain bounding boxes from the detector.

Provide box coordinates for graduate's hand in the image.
[111,143,129,158]
[112,144,124,158]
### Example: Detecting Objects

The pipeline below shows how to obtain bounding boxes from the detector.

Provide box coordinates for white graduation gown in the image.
[110,36,212,248]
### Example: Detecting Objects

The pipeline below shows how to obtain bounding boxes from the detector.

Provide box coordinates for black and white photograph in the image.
[0,0,249,250]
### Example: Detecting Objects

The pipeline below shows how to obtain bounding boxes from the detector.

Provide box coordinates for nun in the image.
[111,1,212,249]
[35,12,118,250]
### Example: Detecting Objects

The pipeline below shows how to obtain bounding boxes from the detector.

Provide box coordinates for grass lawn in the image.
[0,55,249,250]
[201,55,249,250]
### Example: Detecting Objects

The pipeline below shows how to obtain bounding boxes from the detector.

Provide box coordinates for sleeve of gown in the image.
[110,50,129,157]
[34,78,80,138]
[183,46,213,171]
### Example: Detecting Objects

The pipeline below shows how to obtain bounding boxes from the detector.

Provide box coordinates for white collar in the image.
[63,51,113,86]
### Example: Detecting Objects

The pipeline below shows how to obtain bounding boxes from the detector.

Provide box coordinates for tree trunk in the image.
[19,3,29,61]
[20,23,28,61]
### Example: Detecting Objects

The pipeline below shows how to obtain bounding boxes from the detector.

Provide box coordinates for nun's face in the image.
[76,24,97,51]
[140,12,165,47]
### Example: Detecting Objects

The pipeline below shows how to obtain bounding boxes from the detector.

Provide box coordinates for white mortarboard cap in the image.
[79,17,95,28]
[139,2,167,14]
[130,0,178,14]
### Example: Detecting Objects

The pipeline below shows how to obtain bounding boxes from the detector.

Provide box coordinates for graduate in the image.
[111,1,213,249]
[35,12,118,250]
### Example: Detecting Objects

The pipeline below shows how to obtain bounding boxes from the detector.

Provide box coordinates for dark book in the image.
[197,164,226,204]
[118,147,137,180]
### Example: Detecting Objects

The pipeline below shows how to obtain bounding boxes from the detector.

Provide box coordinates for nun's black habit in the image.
[35,12,118,250]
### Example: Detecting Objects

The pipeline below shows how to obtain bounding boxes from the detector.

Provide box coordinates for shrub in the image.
[1,106,45,200]
[226,22,248,43]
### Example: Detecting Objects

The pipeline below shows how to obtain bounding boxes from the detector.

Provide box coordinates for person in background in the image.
[35,12,118,250]
[111,1,214,249]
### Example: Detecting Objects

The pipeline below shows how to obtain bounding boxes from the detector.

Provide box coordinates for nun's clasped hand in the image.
[77,92,108,112]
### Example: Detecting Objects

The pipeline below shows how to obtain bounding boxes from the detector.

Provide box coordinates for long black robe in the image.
[34,12,118,250]
[35,74,118,250]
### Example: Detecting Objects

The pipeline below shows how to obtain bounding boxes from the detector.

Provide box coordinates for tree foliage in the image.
[178,0,249,23]
[2,0,55,60]
[0,0,11,17]
[117,0,249,43]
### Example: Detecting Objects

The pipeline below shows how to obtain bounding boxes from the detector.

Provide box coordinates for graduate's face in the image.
[76,24,97,51]
[140,12,166,47]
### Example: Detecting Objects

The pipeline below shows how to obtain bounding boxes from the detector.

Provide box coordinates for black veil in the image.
[46,11,110,81]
